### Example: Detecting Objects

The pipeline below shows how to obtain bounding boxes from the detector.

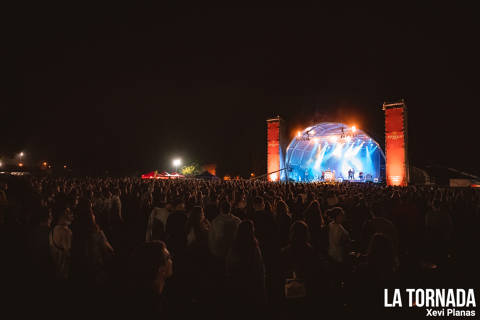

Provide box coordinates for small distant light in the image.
[18,163,24,167]
[351,126,356,132]
[42,162,48,166]
[63,165,67,169]
[297,131,301,138]
[19,152,24,157]
[250,172,255,177]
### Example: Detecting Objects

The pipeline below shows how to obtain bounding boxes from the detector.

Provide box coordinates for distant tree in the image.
[180,162,202,176]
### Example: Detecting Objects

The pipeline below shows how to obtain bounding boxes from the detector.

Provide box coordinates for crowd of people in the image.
[0,176,479,318]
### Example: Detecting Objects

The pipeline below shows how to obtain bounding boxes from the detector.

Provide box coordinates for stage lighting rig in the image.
[297,127,317,141]
[340,126,358,141]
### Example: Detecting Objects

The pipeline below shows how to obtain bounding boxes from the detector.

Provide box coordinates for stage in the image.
[281,122,385,183]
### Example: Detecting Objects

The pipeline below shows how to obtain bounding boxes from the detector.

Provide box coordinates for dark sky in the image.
[3,4,479,176]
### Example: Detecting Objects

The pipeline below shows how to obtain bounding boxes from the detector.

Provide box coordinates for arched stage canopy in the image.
[283,122,385,182]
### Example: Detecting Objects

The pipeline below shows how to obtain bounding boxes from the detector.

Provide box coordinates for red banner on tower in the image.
[384,102,408,186]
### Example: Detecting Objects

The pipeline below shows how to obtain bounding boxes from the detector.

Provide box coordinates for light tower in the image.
[266,116,286,181]
[173,158,182,173]
[383,99,409,186]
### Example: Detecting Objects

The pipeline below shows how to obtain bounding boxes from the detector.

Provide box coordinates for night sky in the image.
[3,4,479,176]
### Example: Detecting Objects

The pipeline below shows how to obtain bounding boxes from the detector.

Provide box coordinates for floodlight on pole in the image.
[173,158,182,172]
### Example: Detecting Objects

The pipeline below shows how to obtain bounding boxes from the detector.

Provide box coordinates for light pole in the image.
[173,158,182,173]
[19,152,25,167]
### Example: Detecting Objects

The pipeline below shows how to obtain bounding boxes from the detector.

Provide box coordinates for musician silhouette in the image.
[348,168,354,180]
